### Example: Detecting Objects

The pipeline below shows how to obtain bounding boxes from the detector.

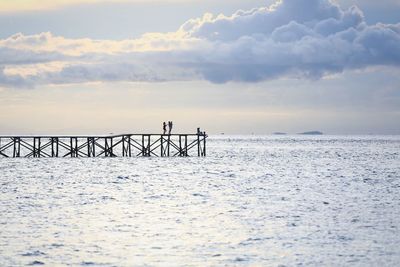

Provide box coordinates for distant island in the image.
[299,131,324,135]
[273,132,287,135]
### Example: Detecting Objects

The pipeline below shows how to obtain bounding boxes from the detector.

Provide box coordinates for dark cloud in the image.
[181,0,400,82]
[0,46,64,65]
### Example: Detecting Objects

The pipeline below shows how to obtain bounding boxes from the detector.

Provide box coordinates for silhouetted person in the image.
[163,122,167,135]
[168,121,173,134]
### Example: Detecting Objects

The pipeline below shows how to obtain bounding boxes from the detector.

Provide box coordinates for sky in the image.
[0,0,399,135]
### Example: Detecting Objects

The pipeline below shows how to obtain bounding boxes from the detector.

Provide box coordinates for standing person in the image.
[168,121,173,134]
[163,122,167,135]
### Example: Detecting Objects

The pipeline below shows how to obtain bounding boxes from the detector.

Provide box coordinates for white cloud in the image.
[0,0,399,87]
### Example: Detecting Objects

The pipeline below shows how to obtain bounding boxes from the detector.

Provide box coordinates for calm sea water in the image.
[1,135,400,266]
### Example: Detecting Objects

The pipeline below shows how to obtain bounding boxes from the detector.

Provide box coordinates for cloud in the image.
[0,0,399,87]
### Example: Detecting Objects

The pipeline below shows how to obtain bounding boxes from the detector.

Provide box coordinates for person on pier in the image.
[168,121,173,134]
[163,122,167,135]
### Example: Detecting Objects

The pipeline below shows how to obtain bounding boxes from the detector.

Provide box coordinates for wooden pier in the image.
[0,133,207,158]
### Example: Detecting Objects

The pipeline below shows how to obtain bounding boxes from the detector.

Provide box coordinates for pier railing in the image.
[0,134,207,158]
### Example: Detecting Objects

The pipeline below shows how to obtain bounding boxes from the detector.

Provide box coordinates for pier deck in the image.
[0,133,207,158]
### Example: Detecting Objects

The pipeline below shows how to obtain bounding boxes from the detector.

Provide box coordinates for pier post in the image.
[33,138,36,157]
[51,137,59,157]
[33,137,41,158]
[142,135,151,157]
[141,135,144,156]
[70,137,73,157]
[87,137,95,157]
[13,137,21,158]
[148,135,151,156]
[110,137,114,156]
[147,135,151,156]
[104,137,114,157]
[179,135,183,157]
[203,132,206,157]
[161,135,165,157]
[122,135,131,157]
[197,134,200,157]
[87,137,91,157]
[75,137,78,157]
[128,136,132,157]
[141,135,145,156]
[167,135,170,157]
[70,137,78,157]
[92,137,96,157]
[185,135,188,157]
[122,136,127,157]
[179,135,188,157]
[104,138,109,157]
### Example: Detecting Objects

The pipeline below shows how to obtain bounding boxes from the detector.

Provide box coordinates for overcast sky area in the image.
[0,0,399,134]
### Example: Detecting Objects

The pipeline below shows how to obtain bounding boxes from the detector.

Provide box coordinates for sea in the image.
[1,135,400,266]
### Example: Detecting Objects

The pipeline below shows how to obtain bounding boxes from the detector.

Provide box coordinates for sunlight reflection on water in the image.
[1,135,400,266]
